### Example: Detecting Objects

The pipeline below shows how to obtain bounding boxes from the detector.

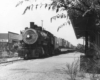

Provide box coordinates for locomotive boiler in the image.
[18,22,55,59]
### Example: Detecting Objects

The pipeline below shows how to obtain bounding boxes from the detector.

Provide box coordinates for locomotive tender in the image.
[18,22,75,59]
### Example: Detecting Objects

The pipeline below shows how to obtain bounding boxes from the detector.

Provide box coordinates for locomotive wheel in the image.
[51,49,55,56]
[38,47,45,58]
[48,48,53,56]
[54,48,61,55]
[34,49,40,58]
[31,50,36,58]
[24,53,28,60]
[31,49,40,58]
[23,50,30,60]
[43,47,50,57]
[49,46,55,56]
[46,44,54,56]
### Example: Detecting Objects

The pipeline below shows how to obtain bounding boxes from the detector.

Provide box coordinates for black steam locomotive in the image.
[18,22,60,59]
[18,22,75,59]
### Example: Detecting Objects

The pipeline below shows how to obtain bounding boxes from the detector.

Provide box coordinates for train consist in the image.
[18,22,76,59]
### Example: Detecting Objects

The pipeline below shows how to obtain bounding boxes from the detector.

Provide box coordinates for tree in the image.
[16,0,100,44]
[49,0,100,34]
[16,0,100,27]
[47,0,100,55]
[16,0,52,14]
[16,0,100,33]
[16,0,69,31]
[16,0,100,38]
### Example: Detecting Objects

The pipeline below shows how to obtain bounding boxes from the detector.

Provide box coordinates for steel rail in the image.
[0,58,23,66]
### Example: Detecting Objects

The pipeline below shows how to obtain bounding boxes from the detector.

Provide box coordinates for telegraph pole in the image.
[41,20,44,30]
[41,20,43,27]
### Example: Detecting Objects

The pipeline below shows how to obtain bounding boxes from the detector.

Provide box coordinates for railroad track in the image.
[0,58,23,66]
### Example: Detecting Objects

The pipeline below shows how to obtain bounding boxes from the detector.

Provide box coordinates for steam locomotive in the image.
[18,22,75,59]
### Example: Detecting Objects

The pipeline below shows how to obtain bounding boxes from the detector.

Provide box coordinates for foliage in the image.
[92,43,100,58]
[50,0,100,18]
[16,0,70,31]
[65,58,80,80]
[76,44,85,53]
[16,0,52,14]
[65,54,100,80]
[49,0,100,39]
[16,0,100,25]
[65,42,100,80]
[80,43,100,80]
[16,0,100,37]
[65,55,100,80]
[86,43,100,58]
[89,73,100,80]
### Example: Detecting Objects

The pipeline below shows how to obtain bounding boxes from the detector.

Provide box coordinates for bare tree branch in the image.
[16,1,23,7]
[82,9,92,17]
[71,7,85,13]
[57,22,67,31]
[23,6,30,14]
[50,13,67,22]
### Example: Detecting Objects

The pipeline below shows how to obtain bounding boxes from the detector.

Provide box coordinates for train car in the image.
[53,37,63,54]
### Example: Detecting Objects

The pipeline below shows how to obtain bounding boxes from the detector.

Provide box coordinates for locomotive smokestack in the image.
[25,27,28,30]
[30,22,35,28]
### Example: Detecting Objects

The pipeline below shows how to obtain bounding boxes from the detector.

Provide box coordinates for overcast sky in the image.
[0,0,84,46]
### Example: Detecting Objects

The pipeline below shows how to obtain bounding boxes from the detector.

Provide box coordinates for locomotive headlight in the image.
[26,35,30,38]
[26,34,31,39]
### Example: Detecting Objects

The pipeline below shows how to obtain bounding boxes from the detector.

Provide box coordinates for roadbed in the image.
[0,57,22,63]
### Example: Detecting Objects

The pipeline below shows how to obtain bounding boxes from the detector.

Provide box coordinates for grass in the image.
[89,73,100,80]
[65,58,100,80]
[64,53,100,80]
[65,58,81,80]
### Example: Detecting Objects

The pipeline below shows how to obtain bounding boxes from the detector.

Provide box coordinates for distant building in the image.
[8,31,22,43]
[0,32,21,51]
[0,33,8,42]
[0,33,8,51]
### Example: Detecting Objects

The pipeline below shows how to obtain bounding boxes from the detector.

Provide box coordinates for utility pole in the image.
[41,20,43,27]
[41,20,44,30]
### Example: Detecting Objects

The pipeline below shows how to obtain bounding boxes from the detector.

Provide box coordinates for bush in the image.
[76,44,85,53]
[80,43,100,80]
[65,57,100,80]
[65,58,81,80]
